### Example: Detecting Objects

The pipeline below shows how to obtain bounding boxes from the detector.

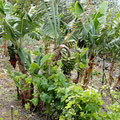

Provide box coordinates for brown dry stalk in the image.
[88,0,92,5]
[109,58,114,86]
[114,68,120,89]
[82,55,95,88]
[53,44,70,62]
[0,40,8,57]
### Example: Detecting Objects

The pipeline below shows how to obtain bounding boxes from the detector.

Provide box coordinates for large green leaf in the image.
[40,92,53,104]
[99,1,108,15]
[40,53,53,68]
[0,0,5,15]
[17,48,30,70]
[30,98,39,107]
[17,48,26,64]
[93,12,103,30]
[93,1,108,30]
[80,47,88,58]
[34,54,43,65]
[75,1,83,18]
[41,0,55,37]
[29,63,40,74]
[58,72,67,87]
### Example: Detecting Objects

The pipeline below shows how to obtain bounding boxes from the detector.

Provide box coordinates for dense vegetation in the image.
[0,0,120,120]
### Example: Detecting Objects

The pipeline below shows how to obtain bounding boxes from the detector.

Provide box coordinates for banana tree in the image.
[0,0,42,106]
[105,11,120,86]
[38,0,74,52]
[72,1,108,87]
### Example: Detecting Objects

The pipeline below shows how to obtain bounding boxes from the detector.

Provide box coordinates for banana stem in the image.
[11,106,14,120]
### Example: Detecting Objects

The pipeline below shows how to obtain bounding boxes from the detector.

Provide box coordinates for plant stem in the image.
[52,0,57,48]
[109,58,114,86]
[20,17,24,48]
[11,106,14,120]
[102,57,105,85]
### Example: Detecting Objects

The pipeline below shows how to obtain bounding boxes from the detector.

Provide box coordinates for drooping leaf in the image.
[27,51,32,65]
[17,48,30,70]
[4,20,21,43]
[93,12,103,30]
[99,1,108,15]
[17,48,26,63]
[40,53,53,68]
[75,1,83,18]
[80,47,88,58]
[0,0,5,15]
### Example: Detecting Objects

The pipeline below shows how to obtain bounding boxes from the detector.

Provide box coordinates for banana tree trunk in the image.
[73,67,84,84]
[16,54,34,109]
[43,38,50,55]
[88,0,92,5]
[3,40,8,57]
[102,55,106,85]
[0,39,8,57]
[109,58,114,86]
[82,55,95,88]
[73,72,80,84]
[114,68,120,89]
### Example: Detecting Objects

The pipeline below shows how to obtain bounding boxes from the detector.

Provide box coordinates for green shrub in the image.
[57,85,103,120]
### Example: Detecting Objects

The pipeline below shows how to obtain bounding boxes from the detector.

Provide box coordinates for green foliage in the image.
[73,1,109,57]
[99,1,108,14]
[0,0,5,15]
[30,98,39,107]
[25,102,30,110]
[29,63,40,75]
[0,0,42,48]
[105,102,120,120]
[4,1,120,120]
[17,48,31,70]
[8,69,26,89]
[28,30,41,41]
[75,1,83,18]
[57,85,103,120]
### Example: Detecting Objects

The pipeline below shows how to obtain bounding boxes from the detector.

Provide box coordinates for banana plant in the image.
[72,1,109,87]
[105,11,120,86]
[0,0,43,107]
[0,0,42,69]
[39,0,74,51]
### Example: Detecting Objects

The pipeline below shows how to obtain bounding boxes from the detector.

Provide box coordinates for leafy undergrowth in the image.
[0,47,120,120]
[1,54,120,120]
[0,56,44,120]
